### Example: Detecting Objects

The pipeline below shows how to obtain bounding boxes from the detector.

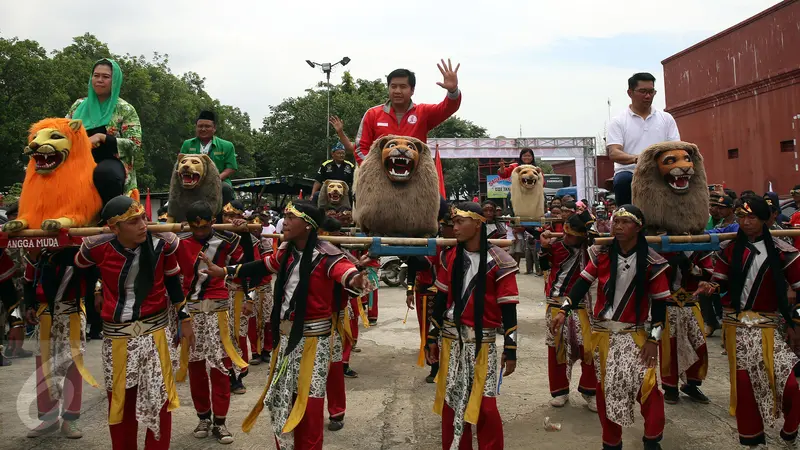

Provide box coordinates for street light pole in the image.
[326,70,331,160]
[305,57,351,160]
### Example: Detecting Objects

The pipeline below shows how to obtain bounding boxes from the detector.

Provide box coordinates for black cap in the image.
[710,194,734,208]
[197,110,216,123]
[763,192,780,213]
[738,195,771,221]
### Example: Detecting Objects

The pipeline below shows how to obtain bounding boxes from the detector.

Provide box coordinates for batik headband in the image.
[791,189,800,196]
[452,208,487,223]
[612,207,642,226]
[284,202,318,229]
[107,201,145,226]
[222,202,244,215]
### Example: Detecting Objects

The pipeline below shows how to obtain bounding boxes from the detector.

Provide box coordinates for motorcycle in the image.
[379,256,407,287]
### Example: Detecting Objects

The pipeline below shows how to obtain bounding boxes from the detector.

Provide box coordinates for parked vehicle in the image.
[379,256,407,287]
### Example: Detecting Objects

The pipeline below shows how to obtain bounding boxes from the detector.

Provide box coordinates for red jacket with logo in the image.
[354,91,462,164]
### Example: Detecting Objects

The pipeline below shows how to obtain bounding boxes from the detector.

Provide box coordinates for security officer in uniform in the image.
[311,142,355,203]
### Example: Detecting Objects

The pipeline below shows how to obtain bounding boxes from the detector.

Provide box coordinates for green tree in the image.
[429,117,489,200]
[0,33,259,192]
[257,71,386,178]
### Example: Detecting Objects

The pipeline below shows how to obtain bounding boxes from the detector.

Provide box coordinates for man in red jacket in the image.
[354,59,461,164]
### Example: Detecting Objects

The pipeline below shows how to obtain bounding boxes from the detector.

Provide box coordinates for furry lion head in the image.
[631,141,709,234]
[377,136,422,182]
[510,164,545,219]
[176,153,213,189]
[318,179,351,211]
[353,135,439,236]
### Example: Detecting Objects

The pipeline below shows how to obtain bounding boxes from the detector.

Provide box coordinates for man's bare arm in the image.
[312,181,322,195]
[220,168,236,181]
[607,144,638,165]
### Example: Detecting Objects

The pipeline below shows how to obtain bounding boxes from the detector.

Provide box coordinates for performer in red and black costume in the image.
[220,200,268,396]
[697,195,800,448]
[318,216,371,432]
[22,246,100,439]
[657,244,713,404]
[0,250,23,366]
[553,205,669,450]
[406,199,454,383]
[328,205,363,378]
[427,202,519,450]
[177,201,248,445]
[201,201,371,450]
[539,210,597,411]
[74,195,194,450]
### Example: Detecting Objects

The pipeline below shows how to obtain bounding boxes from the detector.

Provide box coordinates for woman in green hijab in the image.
[67,58,143,204]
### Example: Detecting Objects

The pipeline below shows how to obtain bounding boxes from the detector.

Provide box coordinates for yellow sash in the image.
[416,291,434,368]
[433,337,452,416]
[357,297,370,328]
[217,310,249,369]
[242,346,279,433]
[232,290,245,342]
[282,336,319,433]
[464,343,489,425]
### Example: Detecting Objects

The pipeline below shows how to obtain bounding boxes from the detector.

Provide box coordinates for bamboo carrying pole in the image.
[6,225,800,248]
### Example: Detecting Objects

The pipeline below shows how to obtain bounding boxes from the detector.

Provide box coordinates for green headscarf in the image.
[72,58,123,130]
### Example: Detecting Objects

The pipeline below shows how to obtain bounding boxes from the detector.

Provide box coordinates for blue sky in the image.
[1,0,782,141]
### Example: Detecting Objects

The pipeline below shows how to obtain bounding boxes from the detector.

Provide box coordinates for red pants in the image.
[364,290,378,321]
[660,338,707,388]
[326,360,346,419]
[247,316,273,353]
[278,396,324,449]
[442,398,503,449]
[735,368,800,445]
[595,381,664,449]
[188,358,232,419]
[107,388,171,450]
[546,346,596,396]
[238,336,250,365]
[35,357,83,420]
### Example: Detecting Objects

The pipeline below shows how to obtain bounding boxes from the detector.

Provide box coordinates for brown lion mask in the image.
[176,153,211,189]
[631,141,709,234]
[378,136,421,182]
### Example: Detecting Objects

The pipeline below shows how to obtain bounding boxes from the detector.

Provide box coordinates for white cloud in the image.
[1,0,782,138]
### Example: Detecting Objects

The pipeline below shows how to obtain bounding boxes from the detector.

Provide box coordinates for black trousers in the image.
[93,159,126,205]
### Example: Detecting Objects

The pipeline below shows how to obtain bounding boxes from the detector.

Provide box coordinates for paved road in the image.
[0,273,786,449]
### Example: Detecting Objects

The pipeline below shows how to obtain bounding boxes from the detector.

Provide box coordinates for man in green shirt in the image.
[180,111,238,185]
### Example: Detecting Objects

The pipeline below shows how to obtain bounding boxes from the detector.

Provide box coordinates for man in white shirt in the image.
[607,73,680,206]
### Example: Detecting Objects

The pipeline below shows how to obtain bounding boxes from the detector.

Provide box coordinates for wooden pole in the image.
[3,223,263,237]
[260,234,514,247]
[7,225,800,249]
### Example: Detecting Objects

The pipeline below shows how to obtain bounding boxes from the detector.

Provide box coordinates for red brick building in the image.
[662,0,800,194]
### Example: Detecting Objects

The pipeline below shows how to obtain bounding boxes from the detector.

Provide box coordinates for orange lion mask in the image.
[3,118,103,232]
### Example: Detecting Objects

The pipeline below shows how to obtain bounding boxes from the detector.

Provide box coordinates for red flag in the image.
[435,144,446,198]
[145,188,152,221]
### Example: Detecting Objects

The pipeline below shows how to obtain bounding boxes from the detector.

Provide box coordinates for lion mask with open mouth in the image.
[632,141,709,234]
